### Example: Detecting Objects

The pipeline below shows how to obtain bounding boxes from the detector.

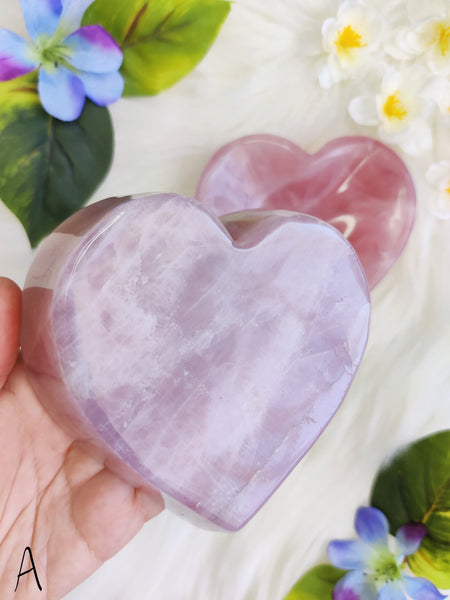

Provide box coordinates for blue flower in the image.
[328,506,447,600]
[0,0,123,121]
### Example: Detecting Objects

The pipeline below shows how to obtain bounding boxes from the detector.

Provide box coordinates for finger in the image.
[134,486,166,523]
[0,277,22,389]
[71,469,164,563]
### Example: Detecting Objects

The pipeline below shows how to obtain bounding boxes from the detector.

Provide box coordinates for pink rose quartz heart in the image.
[21,193,370,531]
[196,135,416,289]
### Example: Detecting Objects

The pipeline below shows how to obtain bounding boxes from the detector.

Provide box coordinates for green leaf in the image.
[371,430,450,589]
[0,73,113,247]
[282,565,346,600]
[83,0,231,96]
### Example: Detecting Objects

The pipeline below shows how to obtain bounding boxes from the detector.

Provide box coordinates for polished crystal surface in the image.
[196,135,416,289]
[21,194,370,531]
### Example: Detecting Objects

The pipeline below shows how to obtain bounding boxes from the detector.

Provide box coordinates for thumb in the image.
[0,277,22,390]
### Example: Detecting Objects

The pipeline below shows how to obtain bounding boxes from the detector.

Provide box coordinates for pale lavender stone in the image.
[196,135,416,289]
[21,194,370,531]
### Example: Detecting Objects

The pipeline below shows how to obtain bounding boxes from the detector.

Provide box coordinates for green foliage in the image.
[83,0,231,96]
[371,430,450,589]
[0,74,113,246]
[282,565,346,600]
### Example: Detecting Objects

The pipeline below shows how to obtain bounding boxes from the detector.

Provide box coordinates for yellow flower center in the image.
[436,23,450,56]
[383,93,408,121]
[446,182,450,195]
[335,25,367,56]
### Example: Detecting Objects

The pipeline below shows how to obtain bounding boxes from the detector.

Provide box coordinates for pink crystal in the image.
[21,194,370,531]
[196,135,416,289]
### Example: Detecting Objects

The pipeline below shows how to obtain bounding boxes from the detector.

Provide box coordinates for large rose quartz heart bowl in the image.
[21,194,370,531]
[196,135,416,289]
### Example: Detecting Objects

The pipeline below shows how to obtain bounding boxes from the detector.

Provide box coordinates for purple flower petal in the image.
[77,70,124,106]
[355,507,389,545]
[328,540,368,570]
[0,29,38,81]
[38,66,85,121]
[395,523,427,557]
[65,25,122,73]
[333,571,377,600]
[58,0,96,35]
[402,576,447,600]
[19,0,62,41]
[378,581,406,600]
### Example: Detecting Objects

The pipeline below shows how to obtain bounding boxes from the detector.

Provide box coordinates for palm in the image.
[0,278,163,600]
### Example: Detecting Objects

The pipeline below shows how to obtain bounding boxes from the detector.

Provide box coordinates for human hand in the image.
[0,277,164,599]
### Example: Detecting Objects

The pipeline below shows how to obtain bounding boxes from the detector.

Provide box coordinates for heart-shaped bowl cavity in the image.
[21,193,370,531]
[196,135,416,289]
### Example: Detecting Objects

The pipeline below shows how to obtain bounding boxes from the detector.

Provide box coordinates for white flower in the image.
[426,161,450,218]
[390,3,450,75]
[319,0,384,88]
[349,67,433,155]
[407,15,450,74]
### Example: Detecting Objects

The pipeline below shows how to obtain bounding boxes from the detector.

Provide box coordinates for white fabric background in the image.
[1,1,449,598]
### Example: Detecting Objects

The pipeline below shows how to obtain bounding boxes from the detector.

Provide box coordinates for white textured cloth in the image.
[1,1,449,598]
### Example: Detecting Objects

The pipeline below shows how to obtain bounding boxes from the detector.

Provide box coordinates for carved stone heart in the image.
[21,194,370,531]
[196,135,416,289]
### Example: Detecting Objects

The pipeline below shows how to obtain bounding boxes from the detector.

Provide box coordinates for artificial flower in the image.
[328,506,446,600]
[406,12,450,75]
[0,0,124,121]
[386,2,450,75]
[348,66,433,155]
[319,0,384,88]
[426,161,450,219]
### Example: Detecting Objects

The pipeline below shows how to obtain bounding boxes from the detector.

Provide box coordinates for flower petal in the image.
[333,571,377,600]
[58,0,96,35]
[65,25,122,73]
[38,66,85,121]
[429,189,450,220]
[19,0,62,41]
[382,118,433,157]
[328,540,368,570]
[402,575,447,600]
[0,29,38,81]
[378,581,406,600]
[427,161,450,189]
[318,64,333,89]
[395,523,427,557]
[355,507,389,545]
[348,95,379,126]
[77,70,124,106]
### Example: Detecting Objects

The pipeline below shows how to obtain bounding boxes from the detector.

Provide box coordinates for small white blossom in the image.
[319,0,384,88]
[426,161,450,218]
[390,3,450,75]
[348,67,433,155]
[406,15,450,75]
